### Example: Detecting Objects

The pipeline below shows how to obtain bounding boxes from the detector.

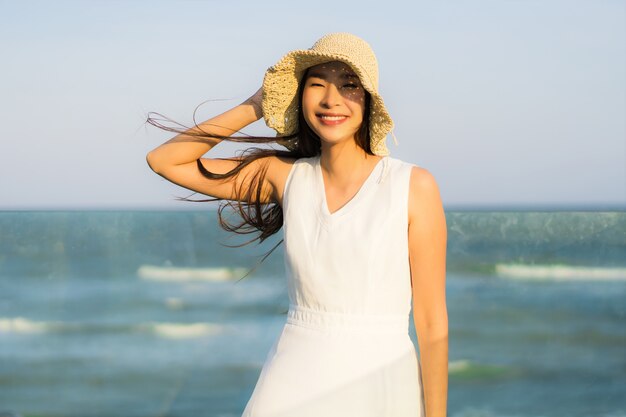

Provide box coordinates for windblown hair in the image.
[147,70,373,262]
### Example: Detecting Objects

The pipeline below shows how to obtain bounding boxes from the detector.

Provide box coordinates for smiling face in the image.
[301,61,367,149]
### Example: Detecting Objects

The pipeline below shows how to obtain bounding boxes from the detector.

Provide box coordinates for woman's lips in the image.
[317,114,348,125]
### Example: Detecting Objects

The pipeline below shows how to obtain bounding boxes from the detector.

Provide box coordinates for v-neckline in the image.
[316,156,387,219]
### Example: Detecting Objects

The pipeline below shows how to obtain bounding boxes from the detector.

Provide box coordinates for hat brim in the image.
[262,50,393,156]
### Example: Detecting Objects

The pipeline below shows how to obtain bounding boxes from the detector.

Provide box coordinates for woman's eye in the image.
[343,83,359,89]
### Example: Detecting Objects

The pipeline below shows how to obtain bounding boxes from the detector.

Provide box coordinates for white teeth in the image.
[320,115,346,121]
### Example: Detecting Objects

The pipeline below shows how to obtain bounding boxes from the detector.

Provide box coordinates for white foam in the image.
[0,317,52,334]
[0,317,223,339]
[495,263,626,281]
[448,359,471,372]
[142,322,222,339]
[137,264,247,282]
[165,297,185,310]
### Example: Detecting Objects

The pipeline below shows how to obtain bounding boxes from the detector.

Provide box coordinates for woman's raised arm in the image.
[145,89,292,205]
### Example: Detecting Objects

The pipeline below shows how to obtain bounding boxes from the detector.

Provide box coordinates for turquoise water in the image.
[0,210,625,417]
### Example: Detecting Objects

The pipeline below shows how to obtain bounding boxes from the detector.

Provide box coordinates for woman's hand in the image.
[242,87,263,121]
[242,87,293,149]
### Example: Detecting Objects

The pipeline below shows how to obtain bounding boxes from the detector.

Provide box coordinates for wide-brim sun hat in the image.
[261,32,395,156]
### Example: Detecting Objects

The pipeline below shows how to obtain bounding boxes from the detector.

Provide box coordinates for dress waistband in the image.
[286,304,409,335]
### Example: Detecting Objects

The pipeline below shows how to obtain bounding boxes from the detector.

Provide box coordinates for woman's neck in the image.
[319,141,383,190]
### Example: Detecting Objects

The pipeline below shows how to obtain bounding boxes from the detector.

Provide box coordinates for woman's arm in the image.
[146,88,292,204]
[408,166,448,417]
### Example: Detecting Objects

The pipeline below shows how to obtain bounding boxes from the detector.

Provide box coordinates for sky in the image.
[0,0,624,210]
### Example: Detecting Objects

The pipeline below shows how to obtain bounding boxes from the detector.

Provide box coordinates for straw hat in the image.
[261,32,394,156]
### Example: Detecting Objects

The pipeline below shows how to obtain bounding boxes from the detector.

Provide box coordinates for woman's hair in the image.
[147,68,373,263]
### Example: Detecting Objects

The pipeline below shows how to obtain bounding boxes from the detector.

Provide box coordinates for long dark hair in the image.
[147,69,373,262]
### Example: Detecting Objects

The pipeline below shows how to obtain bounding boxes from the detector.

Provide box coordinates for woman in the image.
[146,33,448,417]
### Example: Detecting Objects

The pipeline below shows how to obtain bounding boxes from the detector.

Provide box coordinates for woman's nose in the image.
[321,83,342,108]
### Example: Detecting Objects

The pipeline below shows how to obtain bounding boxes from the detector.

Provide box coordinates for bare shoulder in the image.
[407,165,445,226]
[265,155,298,207]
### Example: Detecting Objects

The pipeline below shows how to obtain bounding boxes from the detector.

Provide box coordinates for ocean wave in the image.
[448,359,515,379]
[449,407,523,417]
[448,359,472,373]
[495,263,626,281]
[0,317,53,334]
[165,297,185,310]
[137,264,248,282]
[0,317,222,339]
[139,322,222,339]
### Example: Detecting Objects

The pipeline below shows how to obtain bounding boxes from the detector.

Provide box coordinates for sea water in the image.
[0,210,624,417]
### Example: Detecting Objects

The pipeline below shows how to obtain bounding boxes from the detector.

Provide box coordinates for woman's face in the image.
[301,61,366,148]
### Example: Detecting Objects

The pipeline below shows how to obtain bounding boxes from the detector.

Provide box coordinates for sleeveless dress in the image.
[241,155,425,417]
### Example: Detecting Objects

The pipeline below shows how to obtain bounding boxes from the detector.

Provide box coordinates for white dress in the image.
[241,155,425,417]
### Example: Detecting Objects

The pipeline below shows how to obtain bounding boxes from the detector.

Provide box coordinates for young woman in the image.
[146,33,448,417]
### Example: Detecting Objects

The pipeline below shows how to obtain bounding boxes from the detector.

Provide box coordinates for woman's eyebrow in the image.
[307,71,359,80]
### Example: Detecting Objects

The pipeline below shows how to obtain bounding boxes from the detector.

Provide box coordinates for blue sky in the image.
[1,0,624,209]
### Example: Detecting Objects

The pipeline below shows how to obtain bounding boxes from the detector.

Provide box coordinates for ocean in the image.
[0,210,624,417]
